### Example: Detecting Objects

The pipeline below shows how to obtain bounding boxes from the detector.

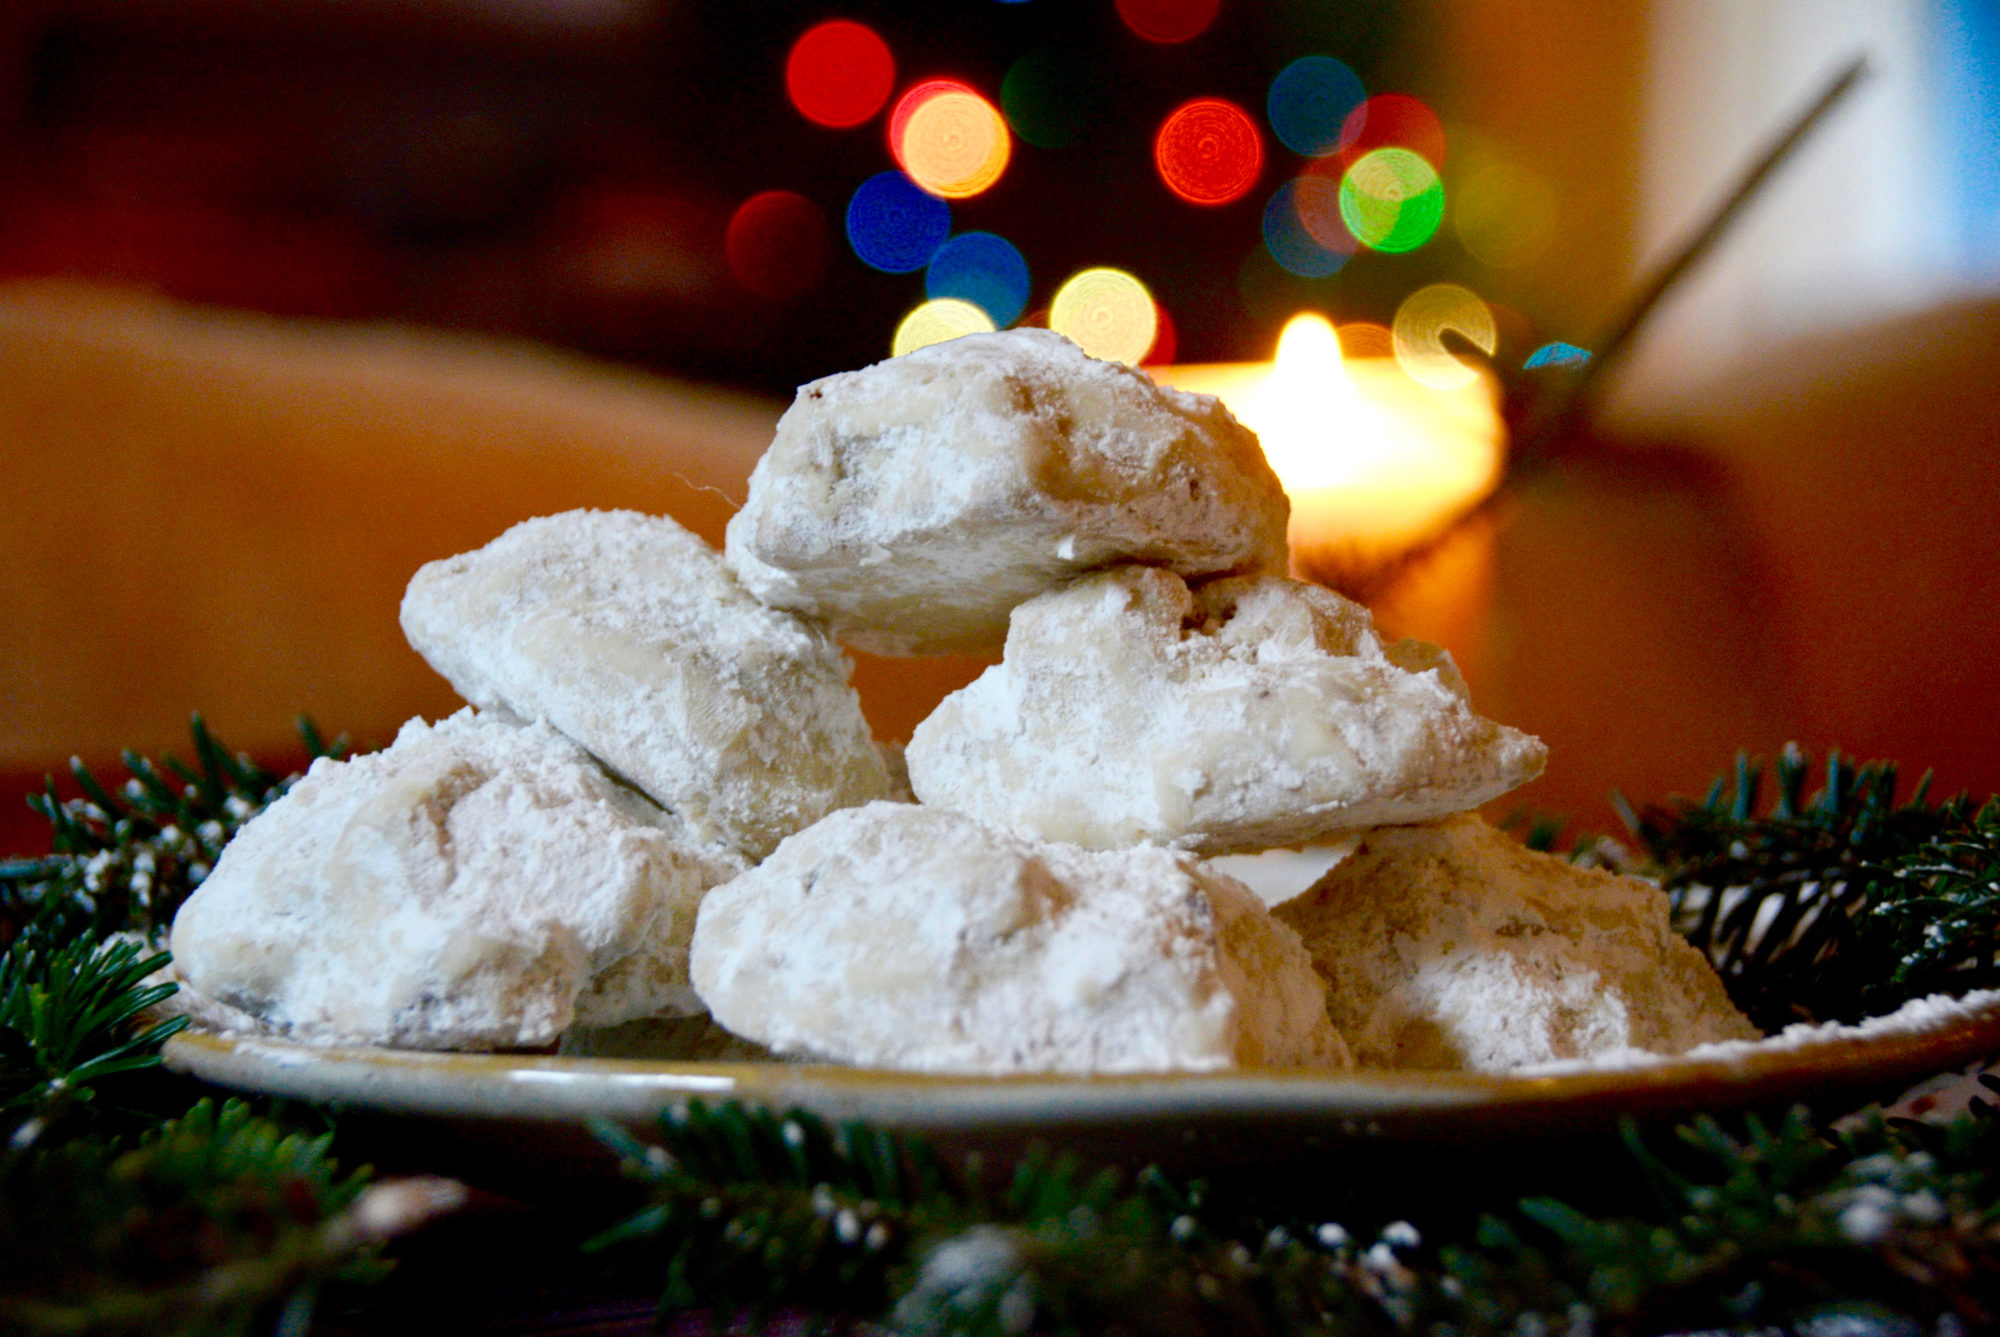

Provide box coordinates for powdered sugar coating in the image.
[1274,815,1758,1071]
[724,329,1290,656]
[688,802,1347,1074]
[170,710,748,1050]
[1516,989,2000,1076]
[906,569,1546,854]
[401,509,893,860]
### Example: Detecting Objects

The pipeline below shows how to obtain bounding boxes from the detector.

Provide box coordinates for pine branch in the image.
[0,1098,453,1337]
[1626,744,2000,1029]
[0,714,345,950]
[0,932,187,1148]
[597,1097,2000,1337]
[1444,1101,2000,1334]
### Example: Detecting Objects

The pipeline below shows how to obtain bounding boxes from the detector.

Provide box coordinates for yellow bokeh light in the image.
[1049,268,1157,364]
[891,297,996,356]
[899,90,1012,199]
[1392,284,1498,390]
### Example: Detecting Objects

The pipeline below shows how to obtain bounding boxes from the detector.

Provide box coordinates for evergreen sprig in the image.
[0,713,343,950]
[0,1098,436,1337]
[0,932,187,1146]
[597,1094,2000,1336]
[1445,1101,2000,1334]
[586,1099,958,1319]
[1625,745,2000,1029]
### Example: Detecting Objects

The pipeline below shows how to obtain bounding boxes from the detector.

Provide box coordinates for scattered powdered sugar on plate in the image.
[1517,988,2000,1076]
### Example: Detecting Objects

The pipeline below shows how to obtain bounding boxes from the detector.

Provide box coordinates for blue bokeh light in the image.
[925,232,1031,326]
[1263,181,1350,278]
[1524,341,1592,370]
[846,172,952,274]
[1267,56,1366,158]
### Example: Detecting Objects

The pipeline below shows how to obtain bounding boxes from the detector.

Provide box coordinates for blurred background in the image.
[3,0,1998,849]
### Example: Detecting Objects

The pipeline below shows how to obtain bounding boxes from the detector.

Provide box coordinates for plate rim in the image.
[162,989,2000,1135]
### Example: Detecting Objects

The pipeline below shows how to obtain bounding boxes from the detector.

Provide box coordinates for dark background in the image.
[0,0,1495,396]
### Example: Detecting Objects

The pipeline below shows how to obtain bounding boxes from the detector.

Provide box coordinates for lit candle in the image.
[1151,313,1506,579]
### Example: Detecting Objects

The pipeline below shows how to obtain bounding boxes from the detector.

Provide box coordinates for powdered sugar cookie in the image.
[906,568,1546,854]
[1272,815,1758,1071]
[170,710,748,1050]
[688,802,1346,1074]
[401,509,894,860]
[724,329,1289,655]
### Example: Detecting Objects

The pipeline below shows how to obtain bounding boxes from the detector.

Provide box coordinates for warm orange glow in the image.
[1151,313,1505,558]
[897,87,1012,199]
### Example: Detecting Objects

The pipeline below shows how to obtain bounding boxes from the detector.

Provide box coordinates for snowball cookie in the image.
[170,710,749,1050]
[689,802,1347,1074]
[905,568,1547,855]
[1272,815,1759,1072]
[401,509,893,860]
[724,328,1289,656]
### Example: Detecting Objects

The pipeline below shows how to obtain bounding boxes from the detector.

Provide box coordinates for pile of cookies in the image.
[170,329,1756,1072]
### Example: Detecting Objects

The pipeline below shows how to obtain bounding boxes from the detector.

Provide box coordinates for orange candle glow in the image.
[1151,313,1505,572]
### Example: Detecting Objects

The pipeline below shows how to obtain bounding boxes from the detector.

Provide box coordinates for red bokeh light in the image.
[1305,93,1448,181]
[786,20,896,129]
[1292,175,1356,252]
[725,190,830,298]
[1116,0,1221,44]
[1141,302,1177,365]
[1154,98,1263,206]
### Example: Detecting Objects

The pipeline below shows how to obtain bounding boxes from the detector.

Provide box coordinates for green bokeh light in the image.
[1001,48,1103,150]
[1338,147,1445,253]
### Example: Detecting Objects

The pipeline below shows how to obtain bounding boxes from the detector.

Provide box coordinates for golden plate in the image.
[163,991,2000,1189]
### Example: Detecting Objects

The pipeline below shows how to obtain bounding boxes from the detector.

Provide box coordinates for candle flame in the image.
[1152,311,1505,560]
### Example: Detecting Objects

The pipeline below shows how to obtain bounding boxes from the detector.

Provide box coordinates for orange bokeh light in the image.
[890,80,972,163]
[1154,98,1263,206]
[892,83,1011,200]
[785,20,895,129]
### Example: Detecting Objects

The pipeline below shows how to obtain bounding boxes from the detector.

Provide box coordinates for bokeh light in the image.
[926,231,1030,326]
[1292,174,1350,250]
[785,20,896,129]
[1393,283,1498,390]
[1116,0,1221,44]
[1267,57,1366,158]
[1337,321,1394,358]
[890,81,973,164]
[725,190,829,298]
[1337,93,1448,169]
[1002,48,1102,149]
[894,85,1012,199]
[1339,147,1444,253]
[1143,302,1177,365]
[1050,267,1158,364]
[1155,99,1264,206]
[1263,179,1354,277]
[1454,161,1558,270]
[892,297,996,356]
[1524,341,1591,370]
[846,171,951,273]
